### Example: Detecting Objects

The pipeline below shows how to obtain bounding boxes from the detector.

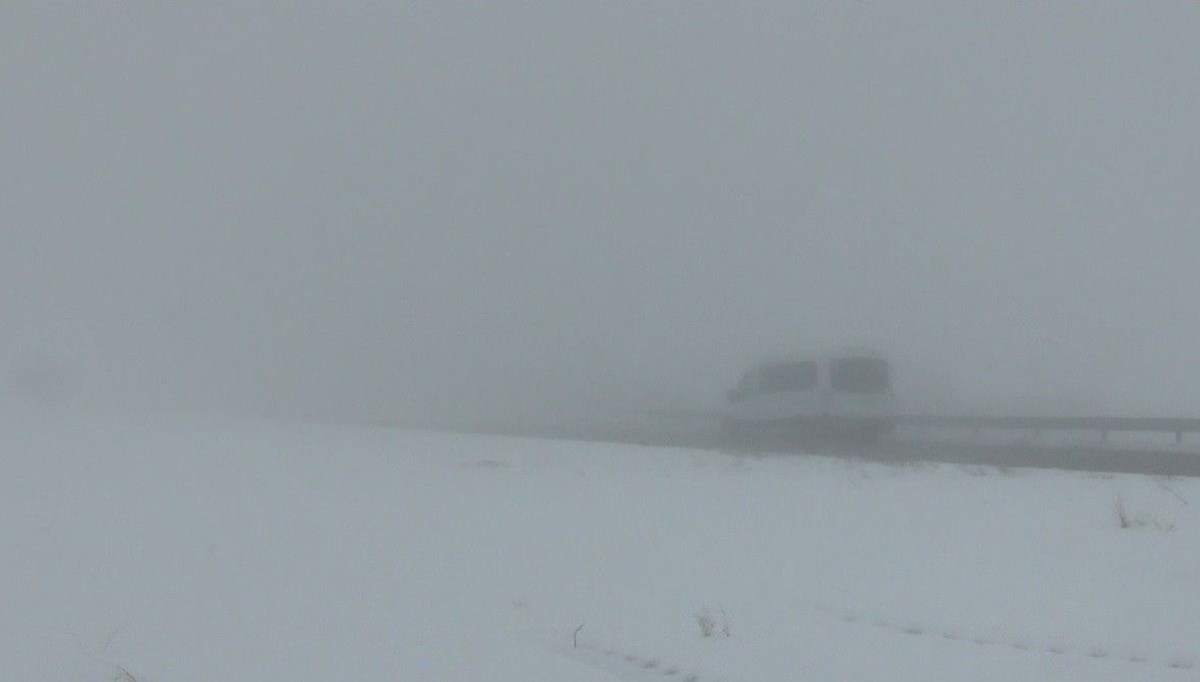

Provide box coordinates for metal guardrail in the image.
[643,408,1200,443]
[900,415,1200,443]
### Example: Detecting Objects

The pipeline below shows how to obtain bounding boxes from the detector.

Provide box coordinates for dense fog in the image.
[4,4,1199,426]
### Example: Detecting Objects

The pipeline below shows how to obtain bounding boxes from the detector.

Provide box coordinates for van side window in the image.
[757,362,818,394]
[829,358,889,393]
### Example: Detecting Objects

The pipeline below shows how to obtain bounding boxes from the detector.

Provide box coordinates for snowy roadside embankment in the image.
[2,410,1197,680]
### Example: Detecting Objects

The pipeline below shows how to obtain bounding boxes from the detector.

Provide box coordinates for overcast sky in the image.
[3,3,1199,422]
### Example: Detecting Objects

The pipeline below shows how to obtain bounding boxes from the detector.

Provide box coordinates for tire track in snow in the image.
[801,599,1197,672]
[556,633,721,682]
[555,601,1196,680]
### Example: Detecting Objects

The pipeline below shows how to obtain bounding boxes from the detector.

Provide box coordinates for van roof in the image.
[747,347,889,369]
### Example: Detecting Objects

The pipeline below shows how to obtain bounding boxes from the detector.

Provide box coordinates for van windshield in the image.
[758,362,818,393]
[829,357,889,393]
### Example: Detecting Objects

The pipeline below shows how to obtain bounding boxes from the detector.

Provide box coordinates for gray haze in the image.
[4,3,1200,424]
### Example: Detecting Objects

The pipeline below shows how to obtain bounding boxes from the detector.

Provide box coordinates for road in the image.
[495,418,1200,478]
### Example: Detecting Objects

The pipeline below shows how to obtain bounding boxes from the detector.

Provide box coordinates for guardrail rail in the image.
[899,415,1200,443]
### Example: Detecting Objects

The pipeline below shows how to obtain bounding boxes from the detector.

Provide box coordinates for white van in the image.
[721,350,898,438]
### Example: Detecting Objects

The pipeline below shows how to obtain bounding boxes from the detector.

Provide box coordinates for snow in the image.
[2,410,1198,680]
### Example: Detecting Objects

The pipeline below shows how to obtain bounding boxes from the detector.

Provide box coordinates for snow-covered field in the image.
[3,410,1198,681]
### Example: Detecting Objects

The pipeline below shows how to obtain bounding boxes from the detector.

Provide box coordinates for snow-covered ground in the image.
[3,410,1198,681]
